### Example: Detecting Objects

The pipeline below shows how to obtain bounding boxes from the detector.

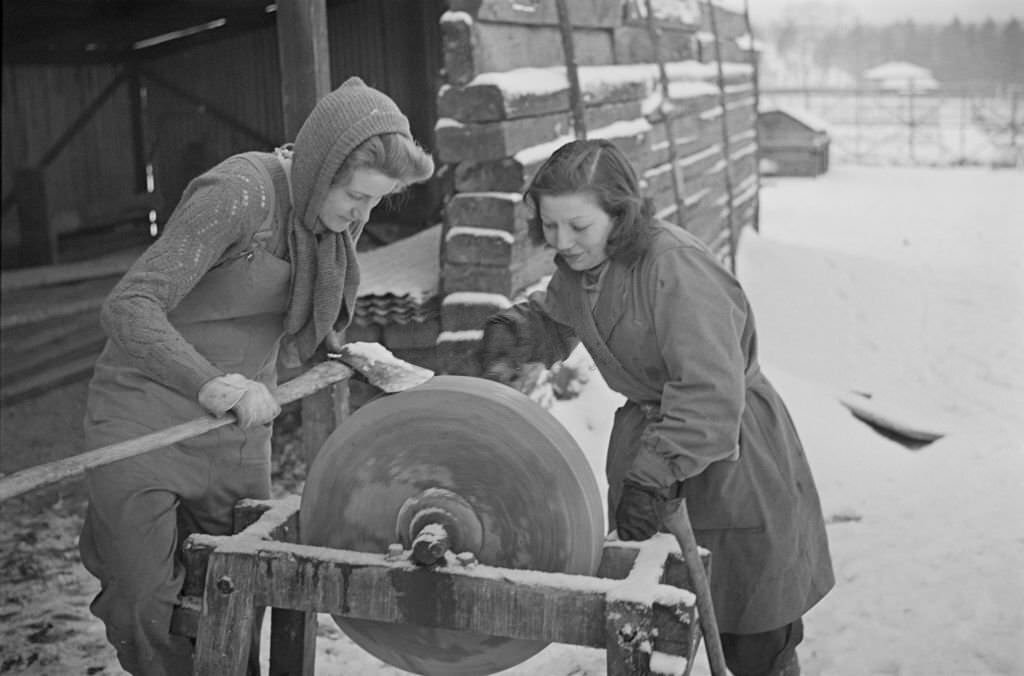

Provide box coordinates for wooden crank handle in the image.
[663,498,730,676]
[0,360,353,503]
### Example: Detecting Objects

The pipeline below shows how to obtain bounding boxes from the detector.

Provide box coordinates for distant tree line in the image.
[770,18,1023,88]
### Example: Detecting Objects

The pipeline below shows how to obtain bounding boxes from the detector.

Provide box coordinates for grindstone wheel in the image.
[299,375,604,676]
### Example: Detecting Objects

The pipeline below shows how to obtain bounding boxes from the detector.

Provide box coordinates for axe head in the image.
[328,342,434,394]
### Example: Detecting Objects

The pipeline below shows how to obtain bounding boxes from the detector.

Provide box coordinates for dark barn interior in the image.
[2,0,447,268]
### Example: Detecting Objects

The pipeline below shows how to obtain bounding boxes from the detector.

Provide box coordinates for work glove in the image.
[199,374,281,428]
[615,481,665,541]
[477,315,524,385]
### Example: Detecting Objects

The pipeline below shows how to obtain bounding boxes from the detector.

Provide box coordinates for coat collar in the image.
[556,254,634,343]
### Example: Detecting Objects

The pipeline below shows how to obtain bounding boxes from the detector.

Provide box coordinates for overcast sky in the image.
[742,0,1021,25]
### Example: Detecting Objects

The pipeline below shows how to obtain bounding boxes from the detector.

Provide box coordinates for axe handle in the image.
[663,498,730,676]
[0,361,353,503]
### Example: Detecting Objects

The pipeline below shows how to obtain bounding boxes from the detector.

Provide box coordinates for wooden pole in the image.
[554,0,587,140]
[663,499,730,676]
[644,0,687,227]
[274,0,338,467]
[0,361,353,502]
[275,0,331,140]
[741,0,761,233]
[127,60,149,196]
[13,168,56,266]
[705,0,738,272]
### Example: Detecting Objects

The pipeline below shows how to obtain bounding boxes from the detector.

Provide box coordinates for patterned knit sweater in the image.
[99,156,285,399]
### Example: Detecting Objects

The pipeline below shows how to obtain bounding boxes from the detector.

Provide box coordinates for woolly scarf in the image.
[278,76,412,362]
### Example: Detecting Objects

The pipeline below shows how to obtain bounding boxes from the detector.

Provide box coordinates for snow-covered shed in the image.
[863,61,939,93]
[757,108,830,177]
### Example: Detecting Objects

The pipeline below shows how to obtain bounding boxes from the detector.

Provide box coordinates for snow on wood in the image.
[438,329,485,343]
[235,496,301,540]
[440,10,473,25]
[340,341,400,365]
[508,120,648,174]
[624,0,701,25]
[650,650,689,676]
[441,61,749,124]
[605,535,697,608]
[515,118,651,167]
[446,226,515,245]
[443,291,513,308]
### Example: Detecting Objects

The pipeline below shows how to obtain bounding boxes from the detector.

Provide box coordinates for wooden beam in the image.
[645,0,687,227]
[704,0,737,272]
[447,0,623,28]
[11,168,56,266]
[554,0,587,140]
[187,538,697,650]
[275,0,331,140]
[127,62,149,196]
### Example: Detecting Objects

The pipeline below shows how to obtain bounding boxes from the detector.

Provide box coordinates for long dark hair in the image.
[524,139,655,264]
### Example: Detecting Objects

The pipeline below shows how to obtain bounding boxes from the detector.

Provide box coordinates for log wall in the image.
[434,0,759,374]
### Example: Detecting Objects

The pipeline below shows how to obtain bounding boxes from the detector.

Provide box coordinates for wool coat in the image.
[496,221,834,634]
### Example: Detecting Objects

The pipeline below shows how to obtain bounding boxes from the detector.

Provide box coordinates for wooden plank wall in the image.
[1,65,139,266]
[434,0,759,374]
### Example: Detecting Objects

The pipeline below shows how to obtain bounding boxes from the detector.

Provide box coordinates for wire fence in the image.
[760,85,1023,167]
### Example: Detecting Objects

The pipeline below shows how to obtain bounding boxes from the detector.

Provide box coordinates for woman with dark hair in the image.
[78,77,434,676]
[477,139,833,676]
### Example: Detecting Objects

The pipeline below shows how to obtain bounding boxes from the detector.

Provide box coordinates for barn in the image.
[2,0,762,400]
[757,107,830,177]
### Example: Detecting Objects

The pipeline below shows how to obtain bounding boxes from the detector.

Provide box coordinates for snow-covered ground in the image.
[3,165,1020,675]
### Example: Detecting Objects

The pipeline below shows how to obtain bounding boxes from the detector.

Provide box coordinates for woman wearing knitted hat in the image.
[78,77,434,675]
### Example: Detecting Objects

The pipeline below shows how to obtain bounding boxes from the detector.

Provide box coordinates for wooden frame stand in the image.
[172,497,711,676]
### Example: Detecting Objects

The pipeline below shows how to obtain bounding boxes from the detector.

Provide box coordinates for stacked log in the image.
[434,0,758,374]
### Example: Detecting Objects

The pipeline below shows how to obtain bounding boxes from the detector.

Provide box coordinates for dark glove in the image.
[477,315,523,384]
[615,481,664,541]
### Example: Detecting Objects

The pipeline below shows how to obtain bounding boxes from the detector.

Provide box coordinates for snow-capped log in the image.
[438,66,649,123]
[455,118,653,193]
[441,11,618,87]
[444,192,527,233]
[447,0,624,29]
[435,100,642,164]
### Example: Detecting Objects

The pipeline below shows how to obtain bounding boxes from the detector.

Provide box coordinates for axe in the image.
[0,343,433,502]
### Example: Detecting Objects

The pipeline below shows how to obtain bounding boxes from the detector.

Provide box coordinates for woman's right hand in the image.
[477,316,523,384]
[231,381,281,428]
[199,374,281,427]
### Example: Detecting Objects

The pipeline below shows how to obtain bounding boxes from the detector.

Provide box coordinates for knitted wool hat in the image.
[284,77,413,361]
[290,76,412,230]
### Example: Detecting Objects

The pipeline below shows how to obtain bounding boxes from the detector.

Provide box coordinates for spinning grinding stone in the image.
[300,375,604,676]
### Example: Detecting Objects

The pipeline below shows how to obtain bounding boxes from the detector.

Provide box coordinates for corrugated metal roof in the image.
[354,224,441,326]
